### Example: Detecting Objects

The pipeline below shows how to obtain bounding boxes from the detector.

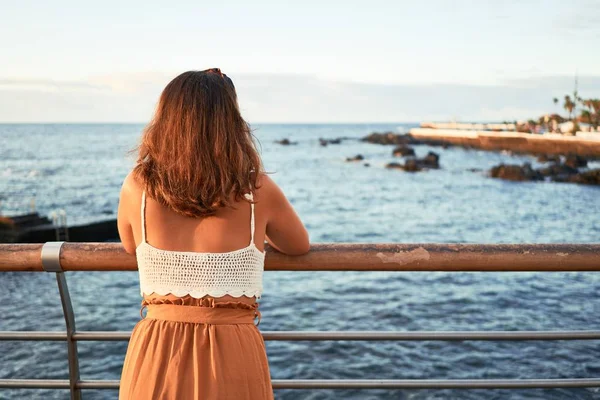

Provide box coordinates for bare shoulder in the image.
[254,173,283,203]
[255,172,274,192]
[120,170,144,202]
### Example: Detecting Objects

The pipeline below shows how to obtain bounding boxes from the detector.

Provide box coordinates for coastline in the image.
[409,128,600,157]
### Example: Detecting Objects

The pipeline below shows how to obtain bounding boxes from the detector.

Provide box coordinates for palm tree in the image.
[578,98,600,129]
[564,95,575,120]
[581,110,592,124]
[591,99,600,129]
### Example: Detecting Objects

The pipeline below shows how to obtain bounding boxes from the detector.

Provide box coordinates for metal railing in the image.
[1,242,599,399]
[49,210,70,241]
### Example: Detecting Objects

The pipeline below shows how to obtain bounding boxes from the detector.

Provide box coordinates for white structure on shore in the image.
[420,122,517,131]
[420,121,600,138]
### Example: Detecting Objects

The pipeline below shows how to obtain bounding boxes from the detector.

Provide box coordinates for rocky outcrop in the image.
[275,138,297,145]
[537,154,561,163]
[346,154,364,162]
[564,154,588,169]
[362,132,421,145]
[537,163,578,178]
[386,161,420,172]
[362,131,454,148]
[490,163,543,181]
[386,151,440,172]
[392,145,415,157]
[402,159,422,172]
[319,138,343,146]
[490,161,600,185]
[554,169,600,185]
[420,152,440,169]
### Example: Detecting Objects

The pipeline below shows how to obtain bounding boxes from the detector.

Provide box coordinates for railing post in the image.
[41,242,81,400]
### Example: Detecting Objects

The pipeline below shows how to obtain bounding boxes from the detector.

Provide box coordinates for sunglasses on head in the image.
[203,68,235,89]
[204,67,223,76]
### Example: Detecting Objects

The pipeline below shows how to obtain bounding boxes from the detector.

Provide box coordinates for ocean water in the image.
[1,123,599,400]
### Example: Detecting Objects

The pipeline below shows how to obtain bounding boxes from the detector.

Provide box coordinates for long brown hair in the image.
[133,69,262,218]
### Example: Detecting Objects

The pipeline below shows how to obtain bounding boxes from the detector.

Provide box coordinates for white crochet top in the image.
[136,190,265,299]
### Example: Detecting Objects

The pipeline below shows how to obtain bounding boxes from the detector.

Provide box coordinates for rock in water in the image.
[403,158,422,172]
[385,159,422,172]
[319,138,343,146]
[489,163,543,182]
[420,151,440,169]
[362,132,422,145]
[558,169,600,185]
[537,154,561,163]
[538,163,578,178]
[275,138,297,145]
[392,145,415,157]
[385,152,440,172]
[564,154,588,169]
[346,154,364,162]
[386,162,405,169]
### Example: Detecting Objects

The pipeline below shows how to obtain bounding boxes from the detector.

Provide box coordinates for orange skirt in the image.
[119,296,274,400]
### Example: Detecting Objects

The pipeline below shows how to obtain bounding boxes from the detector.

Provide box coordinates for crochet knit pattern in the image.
[136,191,265,298]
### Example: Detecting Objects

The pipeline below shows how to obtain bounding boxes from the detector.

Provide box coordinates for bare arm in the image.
[262,175,310,256]
[117,173,137,255]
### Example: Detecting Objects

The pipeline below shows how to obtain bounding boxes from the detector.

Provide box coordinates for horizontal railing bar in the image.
[0,332,68,340]
[2,378,600,389]
[273,379,600,389]
[2,243,600,272]
[74,331,127,341]
[0,379,71,389]
[2,330,600,341]
[263,330,600,341]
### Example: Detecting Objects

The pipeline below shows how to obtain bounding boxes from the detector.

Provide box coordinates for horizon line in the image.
[0,121,424,125]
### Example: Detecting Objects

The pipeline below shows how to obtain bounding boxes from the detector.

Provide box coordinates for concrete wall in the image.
[409,128,600,157]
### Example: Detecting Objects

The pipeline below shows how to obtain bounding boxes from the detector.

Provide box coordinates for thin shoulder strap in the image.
[245,192,255,245]
[140,190,147,243]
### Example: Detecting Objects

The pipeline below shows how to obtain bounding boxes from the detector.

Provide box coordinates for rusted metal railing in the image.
[3,242,600,272]
[1,242,599,398]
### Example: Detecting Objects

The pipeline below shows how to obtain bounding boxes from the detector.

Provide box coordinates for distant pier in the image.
[409,128,600,157]
[0,212,118,243]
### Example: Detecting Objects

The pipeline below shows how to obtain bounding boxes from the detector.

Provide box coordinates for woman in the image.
[117,68,310,399]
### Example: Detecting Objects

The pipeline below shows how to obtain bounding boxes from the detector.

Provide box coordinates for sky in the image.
[1,0,598,123]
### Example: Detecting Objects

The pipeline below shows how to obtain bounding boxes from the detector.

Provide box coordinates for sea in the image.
[1,123,600,400]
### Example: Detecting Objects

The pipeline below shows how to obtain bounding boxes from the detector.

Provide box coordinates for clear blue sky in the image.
[1,0,598,122]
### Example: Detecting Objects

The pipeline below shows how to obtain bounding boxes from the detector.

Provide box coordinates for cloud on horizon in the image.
[0,73,598,123]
